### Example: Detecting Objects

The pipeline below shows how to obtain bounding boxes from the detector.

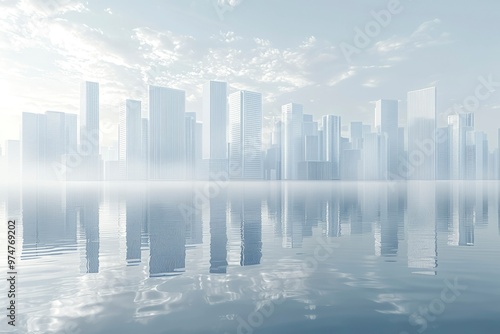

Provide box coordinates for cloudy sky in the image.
[1,0,500,148]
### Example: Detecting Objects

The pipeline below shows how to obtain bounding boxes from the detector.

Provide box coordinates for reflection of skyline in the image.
[10,182,493,276]
[407,183,437,275]
[148,187,186,277]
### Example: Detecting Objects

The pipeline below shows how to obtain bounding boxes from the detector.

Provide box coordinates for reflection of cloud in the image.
[373,293,407,315]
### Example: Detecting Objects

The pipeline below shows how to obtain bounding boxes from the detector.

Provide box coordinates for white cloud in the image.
[217,0,243,8]
[371,18,452,59]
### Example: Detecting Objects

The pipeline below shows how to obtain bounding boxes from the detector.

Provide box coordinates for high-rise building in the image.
[203,81,227,160]
[362,132,387,180]
[45,111,77,180]
[21,112,46,181]
[185,112,201,179]
[281,103,303,180]
[375,100,399,179]
[350,122,363,150]
[80,81,100,180]
[436,127,450,180]
[228,90,263,179]
[407,87,437,180]
[141,118,149,180]
[149,85,186,180]
[448,112,474,180]
[119,100,142,180]
[475,131,488,180]
[6,140,21,181]
[322,115,341,179]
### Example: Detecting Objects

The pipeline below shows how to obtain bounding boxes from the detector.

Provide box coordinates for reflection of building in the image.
[282,184,305,248]
[148,187,186,276]
[406,183,437,275]
[79,185,100,273]
[126,190,145,266]
[375,185,399,257]
[240,192,262,266]
[326,188,340,237]
[449,183,475,246]
[210,191,228,273]
[21,185,77,259]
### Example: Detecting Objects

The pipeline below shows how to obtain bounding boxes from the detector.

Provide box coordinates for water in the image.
[0,181,499,334]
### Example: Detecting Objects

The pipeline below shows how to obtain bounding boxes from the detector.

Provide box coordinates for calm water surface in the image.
[0,181,499,334]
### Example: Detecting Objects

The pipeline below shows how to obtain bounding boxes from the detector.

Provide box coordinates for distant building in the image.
[281,103,303,180]
[228,90,263,179]
[149,85,186,180]
[375,100,399,179]
[80,81,100,180]
[407,87,437,180]
[322,115,341,180]
[119,100,142,180]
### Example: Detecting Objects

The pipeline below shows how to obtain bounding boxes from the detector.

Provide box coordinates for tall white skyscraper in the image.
[407,87,437,180]
[448,112,474,180]
[80,81,100,180]
[21,112,46,180]
[229,90,262,179]
[281,103,303,180]
[45,111,77,180]
[119,100,142,180]
[322,115,341,179]
[149,85,186,180]
[203,81,227,160]
[362,132,388,180]
[375,100,399,179]
[475,131,488,180]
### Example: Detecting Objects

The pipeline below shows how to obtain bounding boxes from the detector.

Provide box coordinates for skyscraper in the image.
[322,115,341,180]
[407,87,437,180]
[375,100,399,179]
[203,81,227,160]
[21,112,46,180]
[228,90,263,179]
[119,99,142,180]
[43,111,78,180]
[281,103,304,180]
[80,81,100,180]
[436,127,450,180]
[475,131,488,180]
[149,85,186,180]
[448,112,474,180]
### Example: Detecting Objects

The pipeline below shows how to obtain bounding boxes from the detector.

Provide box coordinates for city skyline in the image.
[2,1,500,147]
[1,78,499,182]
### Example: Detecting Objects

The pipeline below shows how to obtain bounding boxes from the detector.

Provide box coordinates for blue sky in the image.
[1,0,500,147]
